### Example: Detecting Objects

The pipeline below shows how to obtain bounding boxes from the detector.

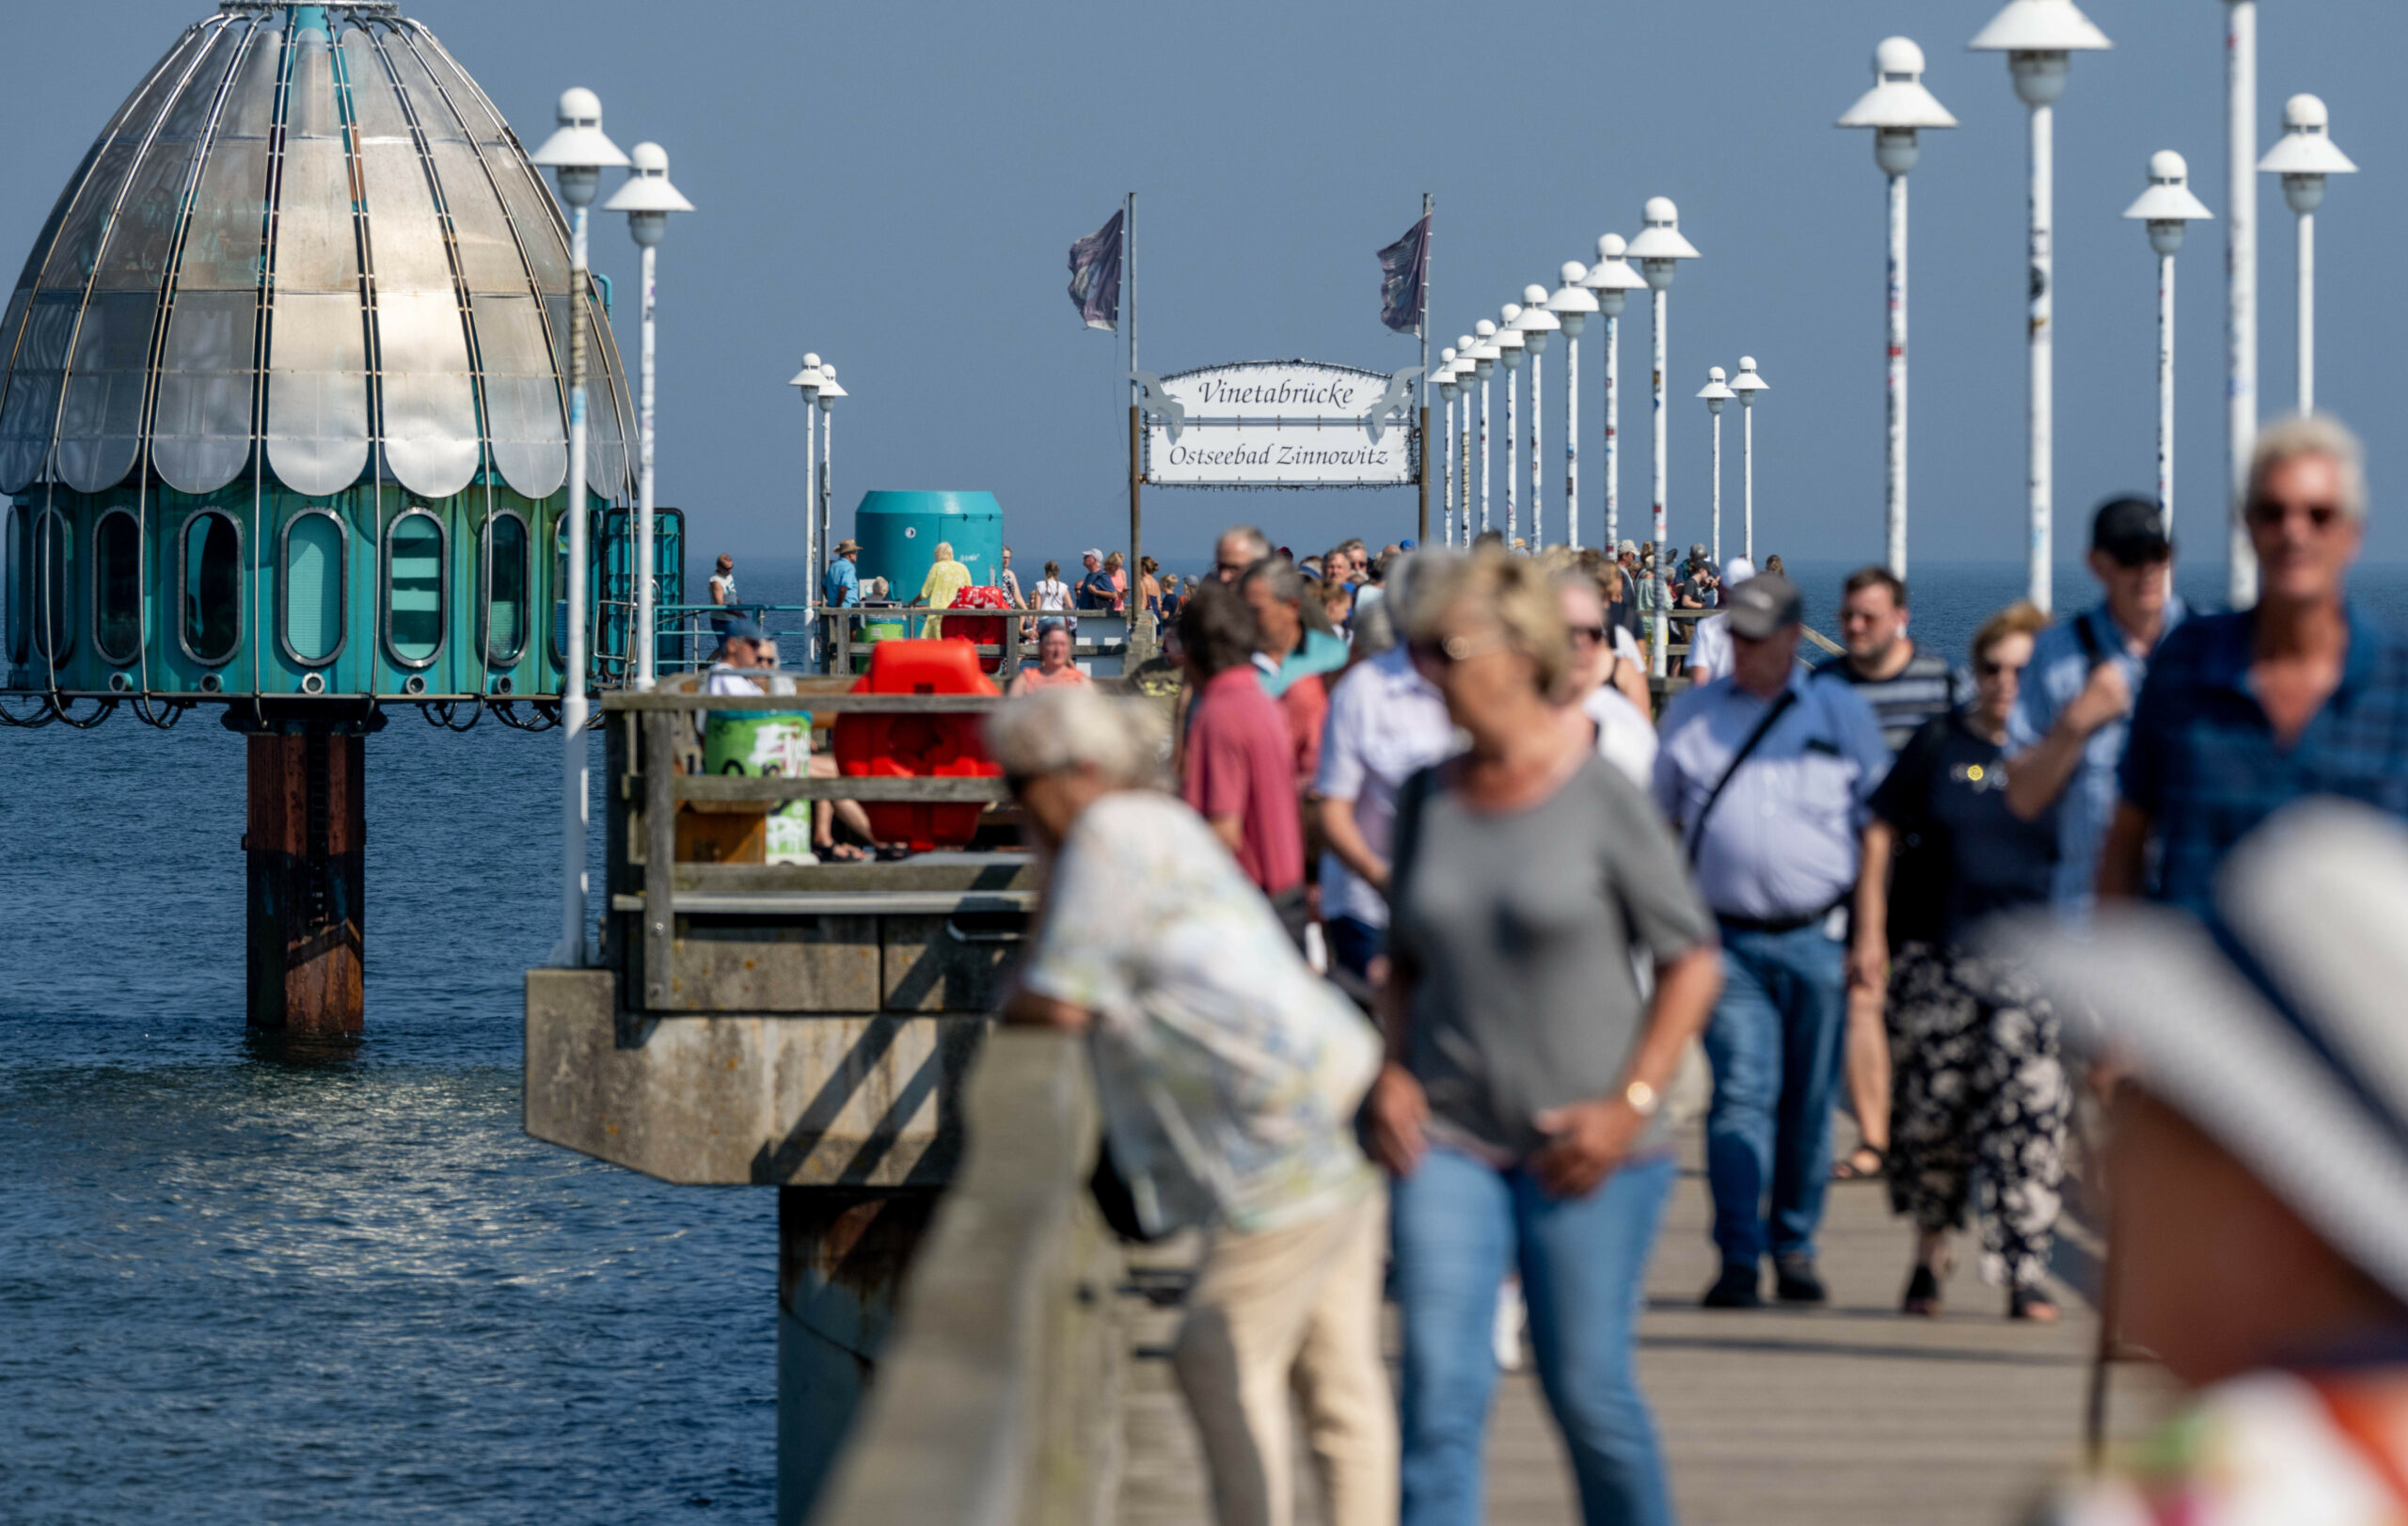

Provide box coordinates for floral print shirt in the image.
[1021,790,1381,1237]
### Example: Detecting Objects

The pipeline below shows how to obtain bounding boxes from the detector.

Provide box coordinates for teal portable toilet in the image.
[853,491,1005,600]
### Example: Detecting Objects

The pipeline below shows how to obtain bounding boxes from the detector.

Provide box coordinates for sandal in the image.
[1901,1263,1943,1317]
[2009,1289,2061,1324]
[1833,1145,1887,1182]
[818,842,870,864]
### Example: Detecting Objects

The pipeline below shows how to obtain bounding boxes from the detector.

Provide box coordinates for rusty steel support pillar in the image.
[777,1187,939,1526]
[246,728,366,1034]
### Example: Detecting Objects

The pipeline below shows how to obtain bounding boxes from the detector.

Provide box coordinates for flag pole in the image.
[1418,191,1432,545]
[1125,191,1145,656]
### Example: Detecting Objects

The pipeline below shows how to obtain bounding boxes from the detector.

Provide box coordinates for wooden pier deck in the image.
[1115,1126,2176,1525]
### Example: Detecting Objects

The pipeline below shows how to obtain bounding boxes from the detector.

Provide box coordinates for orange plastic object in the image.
[831,639,1003,850]
[943,584,1017,675]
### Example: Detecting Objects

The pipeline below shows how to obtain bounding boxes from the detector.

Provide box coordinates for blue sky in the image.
[11,0,2404,576]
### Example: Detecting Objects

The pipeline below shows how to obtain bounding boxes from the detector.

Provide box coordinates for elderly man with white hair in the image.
[2100,414,2408,917]
[992,687,1397,1526]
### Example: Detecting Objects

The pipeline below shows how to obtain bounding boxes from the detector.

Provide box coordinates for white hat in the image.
[1722,556,1756,584]
[2011,800,2408,1305]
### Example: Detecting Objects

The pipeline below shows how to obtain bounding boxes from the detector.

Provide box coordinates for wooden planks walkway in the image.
[1116,1127,2174,1525]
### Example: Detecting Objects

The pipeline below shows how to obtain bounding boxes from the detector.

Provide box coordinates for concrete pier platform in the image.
[1116,1132,2176,1525]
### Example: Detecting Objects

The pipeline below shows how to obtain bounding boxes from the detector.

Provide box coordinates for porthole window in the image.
[93,509,142,666]
[549,514,568,666]
[279,510,346,666]
[32,508,73,664]
[180,510,242,665]
[383,508,445,667]
[6,506,28,665]
[482,511,529,665]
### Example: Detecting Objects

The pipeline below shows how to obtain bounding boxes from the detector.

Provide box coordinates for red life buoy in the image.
[831,639,1003,850]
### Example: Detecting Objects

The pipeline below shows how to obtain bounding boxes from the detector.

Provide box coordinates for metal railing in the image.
[647,604,1134,680]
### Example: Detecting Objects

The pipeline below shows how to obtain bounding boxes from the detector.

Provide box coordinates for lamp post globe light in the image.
[1472,322,1499,533]
[1581,234,1646,550]
[1697,367,1735,565]
[2258,93,2356,417]
[603,142,693,692]
[1548,263,1599,549]
[1624,197,1700,677]
[1516,285,1560,548]
[1838,36,1956,580]
[1970,0,2111,615]
[787,355,824,663]
[2122,152,2214,537]
[1728,357,1770,562]
[1497,304,1526,547]
[530,86,627,969]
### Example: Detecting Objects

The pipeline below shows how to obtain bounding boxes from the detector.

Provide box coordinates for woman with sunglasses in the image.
[1555,569,1656,787]
[1851,600,2070,1320]
[1368,550,1721,1526]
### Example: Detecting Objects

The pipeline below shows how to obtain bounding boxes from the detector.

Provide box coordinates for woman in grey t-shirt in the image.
[1367,550,1721,1526]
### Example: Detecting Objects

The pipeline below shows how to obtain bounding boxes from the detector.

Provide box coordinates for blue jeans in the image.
[1392,1144,1676,1526]
[1324,915,1384,981]
[1702,921,1849,1269]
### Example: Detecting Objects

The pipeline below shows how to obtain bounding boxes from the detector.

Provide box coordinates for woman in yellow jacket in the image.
[915,541,972,637]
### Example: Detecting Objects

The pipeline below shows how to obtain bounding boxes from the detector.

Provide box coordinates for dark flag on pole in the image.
[1067,208,1124,331]
[1377,214,1430,333]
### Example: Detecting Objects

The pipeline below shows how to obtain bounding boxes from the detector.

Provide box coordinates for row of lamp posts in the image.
[1430,200,1770,682]
[529,87,690,965]
[1842,0,2354,613]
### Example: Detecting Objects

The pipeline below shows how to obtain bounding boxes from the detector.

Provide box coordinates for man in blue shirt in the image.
[1075,548,1116,611]
[822,538,861,608]
[1656,574,1893,1309]
[2004,496,2186,919]
[2106,416,2408,919]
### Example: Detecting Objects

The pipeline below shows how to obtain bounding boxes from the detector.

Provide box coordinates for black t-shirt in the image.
[1870,709,2059,946]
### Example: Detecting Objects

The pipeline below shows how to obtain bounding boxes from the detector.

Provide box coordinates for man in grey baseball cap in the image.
[1654,570,1893,1309]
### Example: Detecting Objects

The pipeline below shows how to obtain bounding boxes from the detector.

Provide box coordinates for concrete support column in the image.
[777,1187,939,1526]
[246,729,365,1034]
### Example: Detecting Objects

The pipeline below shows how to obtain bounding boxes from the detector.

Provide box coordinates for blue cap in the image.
[721,616,767,642]
[1399,539,1416,549]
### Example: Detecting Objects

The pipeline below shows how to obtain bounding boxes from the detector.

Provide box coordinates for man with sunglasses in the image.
[1213,524,1271,584]
[2103,415,2408,918]
[2003,495,2187,919]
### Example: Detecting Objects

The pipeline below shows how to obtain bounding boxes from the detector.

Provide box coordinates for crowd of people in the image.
[974,411,2408,1524]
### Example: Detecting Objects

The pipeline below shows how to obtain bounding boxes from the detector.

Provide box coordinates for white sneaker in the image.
[1493,1280,1527,1371]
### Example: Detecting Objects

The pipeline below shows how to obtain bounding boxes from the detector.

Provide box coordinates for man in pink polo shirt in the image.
[1178,580,1308,941]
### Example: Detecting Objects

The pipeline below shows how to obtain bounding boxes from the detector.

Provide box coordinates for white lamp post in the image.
[530,86,626,969]
[786,354,822,665]
[1839,36,1956,580]
[1729,357,1769,562]
[2258,93,2356,416]
[2226,0,2259,607]
[1626,197,1700,677]
[2123,152,2214,536]
[1471,323,1498,533]
[1496,304,1526,547]
[1548,264,1597,550]
[603,142,693,691]
[1581,235,1645,550]
[1971,0,2111,615]
[816,364,846,575]
[1436,350,1460,545]
[1697,367,1735,564]
[1515,285,1559,549]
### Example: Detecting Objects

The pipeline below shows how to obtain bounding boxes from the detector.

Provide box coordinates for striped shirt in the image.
[1822,645,1964,755]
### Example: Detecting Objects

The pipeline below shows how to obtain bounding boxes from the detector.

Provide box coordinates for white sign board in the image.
[1140,360,1418,487]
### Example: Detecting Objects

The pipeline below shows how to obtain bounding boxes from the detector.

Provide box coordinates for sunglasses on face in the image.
[1567,623,1608,646]
[1975,657,2029,680]
[2245,499,2343,532]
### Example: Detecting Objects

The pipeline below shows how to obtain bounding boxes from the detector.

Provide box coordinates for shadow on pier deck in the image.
[814,1032,2178,1526]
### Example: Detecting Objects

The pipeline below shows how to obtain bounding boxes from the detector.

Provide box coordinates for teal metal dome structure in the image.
[0,1,643,723]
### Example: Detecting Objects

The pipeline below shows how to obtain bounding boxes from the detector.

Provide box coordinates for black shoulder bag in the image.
[1684,688,1802,865]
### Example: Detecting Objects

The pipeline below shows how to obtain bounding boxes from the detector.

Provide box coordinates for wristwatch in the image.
[1622,1079,1661,1119]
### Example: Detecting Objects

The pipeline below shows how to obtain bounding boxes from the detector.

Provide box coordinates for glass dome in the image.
[0,1,635,505]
